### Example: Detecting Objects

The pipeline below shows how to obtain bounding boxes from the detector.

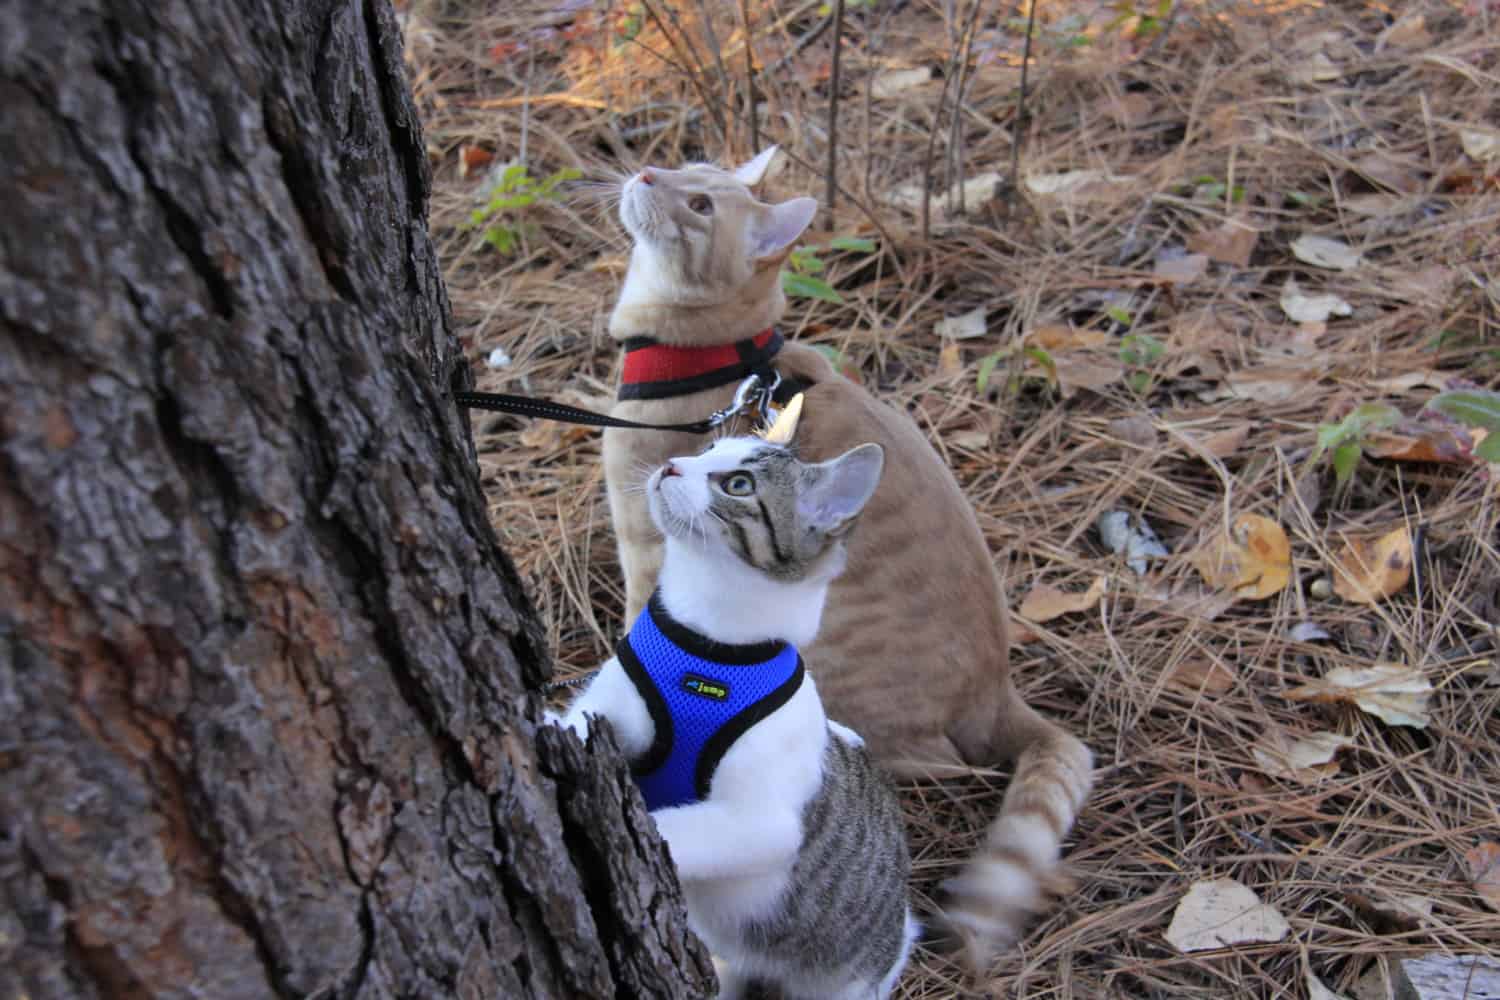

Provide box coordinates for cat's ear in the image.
[749,197,818,259]
[732,146,780,186]
[799,443,885,536]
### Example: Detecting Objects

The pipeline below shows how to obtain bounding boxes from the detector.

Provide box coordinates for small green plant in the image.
[782,236,876,304]
[1106,0,1173,38]
[1180,174,1246,203]
[466,164,580,254]
[1118,332,1164,394]
[975,345,1057,396]
[1308,402,1403,492]
[1008,12,1092,48]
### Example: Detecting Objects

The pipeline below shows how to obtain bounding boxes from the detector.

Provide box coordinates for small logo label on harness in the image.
[681,674,729,701]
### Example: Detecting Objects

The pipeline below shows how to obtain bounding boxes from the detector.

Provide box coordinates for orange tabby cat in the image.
[601,148,1093,968]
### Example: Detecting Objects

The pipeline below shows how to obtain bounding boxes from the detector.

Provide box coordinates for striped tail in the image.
[938,704,1094,971]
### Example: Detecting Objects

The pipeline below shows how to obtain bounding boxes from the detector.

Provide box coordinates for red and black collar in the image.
[618,327,784,401]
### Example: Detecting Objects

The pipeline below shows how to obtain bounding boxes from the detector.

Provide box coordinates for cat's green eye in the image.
[688,193,713,215]
[721,472,755,496]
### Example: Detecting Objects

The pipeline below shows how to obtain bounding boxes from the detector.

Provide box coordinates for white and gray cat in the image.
[551,410,915,1000]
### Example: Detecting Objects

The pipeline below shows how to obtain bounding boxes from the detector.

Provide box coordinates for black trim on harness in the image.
[647,591,788,666]
[694,656,805,800]
[617,637,673,776]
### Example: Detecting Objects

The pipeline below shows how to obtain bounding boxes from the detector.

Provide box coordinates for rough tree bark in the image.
[0,1,713,997]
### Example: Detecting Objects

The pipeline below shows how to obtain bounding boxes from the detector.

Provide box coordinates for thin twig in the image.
[1006,0,1041,217]
[825,0,847,230]
[947,0,985,216]
[738,0,760,150]
[639,0,728,144]
[920,42,959,241]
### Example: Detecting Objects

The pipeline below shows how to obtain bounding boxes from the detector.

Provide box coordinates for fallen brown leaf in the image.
[1251,729,1353,784]
[459,144,494,179]
[1164,656,1236,695]
[1286,664,1432,728]
[1027,323,1111,350]
[1188,423,1252,459]
[938,340,963,377]
[1165,879,1291,953]
[1186,220,1259,267]
[1154,252,1209,284]
[1192,513,1292,600]
[1019,576,1108,623]
[1365,426,1476,465]
[1463,842,1500,912]
[1331,526,1413,604]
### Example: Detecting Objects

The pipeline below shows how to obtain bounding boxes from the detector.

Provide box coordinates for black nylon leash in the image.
[454,370,792,435]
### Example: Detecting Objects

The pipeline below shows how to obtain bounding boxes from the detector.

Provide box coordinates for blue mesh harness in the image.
[619,592,805,811]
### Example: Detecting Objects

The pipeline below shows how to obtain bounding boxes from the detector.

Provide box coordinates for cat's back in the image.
[777,342,1011,765]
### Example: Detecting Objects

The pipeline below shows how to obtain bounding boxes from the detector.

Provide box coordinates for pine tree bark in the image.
[0,1,713,997]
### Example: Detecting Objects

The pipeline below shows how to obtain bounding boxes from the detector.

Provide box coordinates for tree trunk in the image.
[0,1,713,997]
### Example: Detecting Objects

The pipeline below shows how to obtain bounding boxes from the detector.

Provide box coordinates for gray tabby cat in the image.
[551,401,915,999]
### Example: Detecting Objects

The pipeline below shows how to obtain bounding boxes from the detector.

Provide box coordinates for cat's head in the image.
[646,434,884,583]
[617,147,818,307]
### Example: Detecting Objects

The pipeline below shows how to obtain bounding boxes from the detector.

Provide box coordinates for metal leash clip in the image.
[706,372,778,430]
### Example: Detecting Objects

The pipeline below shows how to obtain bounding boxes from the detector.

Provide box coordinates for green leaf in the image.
[788,247,823,274]
[1119,333,1164,367]
[1126,370,1152,395]
[1426,389,1500,432]
[1106,305,1133,328]
[828,236,876,253]
[782,272,843,303]
[1332,441,1362,489]
[811,344,845,368]
[976,352,1003,393]
[1346,402,1402,435]
[1477,434,1500,463]
[1023,345,1057,389]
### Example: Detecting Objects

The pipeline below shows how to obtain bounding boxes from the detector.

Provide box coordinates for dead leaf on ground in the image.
[1108,415,1158,449]
[1251,729,1353,783]
[1331,526,1413,604]
[1463,842,1500,912]
[1291,234,1361,273]
[1280,277,1353,323]
[1164,656,1236,694]
[1200,366,1319,405]
[1186,219,1259,267]
[1461,127,1500,163]
[1370,370,1449,394]
[1164,879,1291,953]
[1351,151,1425,193]
[938,340,963,377]
[1154,252,1209,284]
[1184,423,1252,459]
[1377,13,1431,49]
[458,144,494,179]
[1019,576,1108,623]
[1024,169,1127,200]
[1344,888,1433,931]
[1366,424,1477,464]
[1027,324,1111,350]
[935,306,987,341]
[1292,50,1342,84]
[1286,664,1432,728]
[871,66,934,99]
[1192,513,1291,600]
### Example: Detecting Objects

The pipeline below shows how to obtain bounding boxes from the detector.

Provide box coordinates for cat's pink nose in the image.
[661,462,680,477]
[638,168,654,186]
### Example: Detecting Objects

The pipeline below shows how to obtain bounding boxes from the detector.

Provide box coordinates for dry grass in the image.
[405,0,1500,995]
